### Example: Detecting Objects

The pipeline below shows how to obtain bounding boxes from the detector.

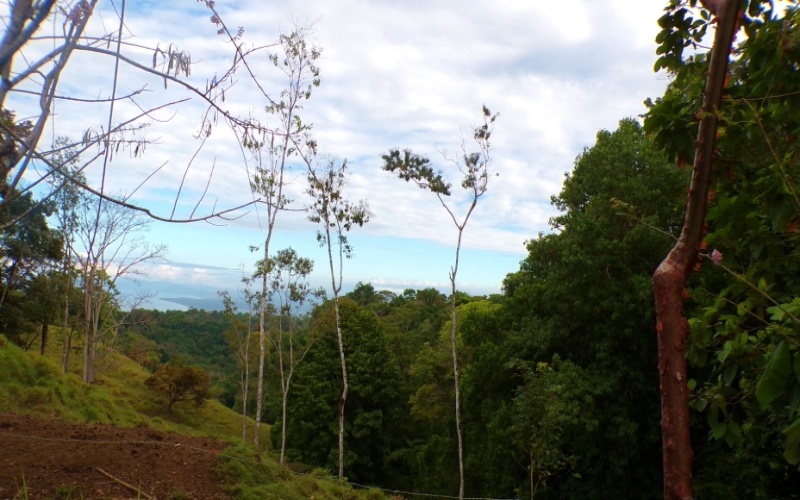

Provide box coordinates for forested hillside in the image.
[72,116,795,497]
[4,1,800,499]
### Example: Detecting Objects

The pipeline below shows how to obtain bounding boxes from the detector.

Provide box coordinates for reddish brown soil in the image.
[0,413,231,499]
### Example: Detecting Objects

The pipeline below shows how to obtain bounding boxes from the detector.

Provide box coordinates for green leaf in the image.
[795,352,800,384]
[711,420,727,440]
[756,341,792,409]
[725,421,742,446]
[782,417,800,465]
[723,364,737,386]
[789,384,800,417]
[694,397,708,412]
[767,305,786,322]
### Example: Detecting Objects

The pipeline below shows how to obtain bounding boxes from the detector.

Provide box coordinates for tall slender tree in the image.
[306,158,371,480]
[268,247,322,464]
[74,198,166,383]
[219,274,259,444]
[47,138,85,372]
[381,105,498,499]
[246,28,320,449]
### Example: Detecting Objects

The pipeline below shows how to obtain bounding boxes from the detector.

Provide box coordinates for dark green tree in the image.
[281,299,403,485]
[0,189,62,348]
[483,118,687,499]
[510,357,598,500]
[378,287,449,378]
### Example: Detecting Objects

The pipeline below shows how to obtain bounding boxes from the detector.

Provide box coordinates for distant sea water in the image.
[146,298,190,311]
[115,277,234,312]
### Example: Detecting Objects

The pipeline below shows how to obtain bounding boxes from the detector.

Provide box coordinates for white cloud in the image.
[7,1,671,299]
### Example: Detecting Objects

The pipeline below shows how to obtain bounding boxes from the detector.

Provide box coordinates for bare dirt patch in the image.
[0,413,231,499]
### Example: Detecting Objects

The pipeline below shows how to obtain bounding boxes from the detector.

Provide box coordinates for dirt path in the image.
[0,413,231,499]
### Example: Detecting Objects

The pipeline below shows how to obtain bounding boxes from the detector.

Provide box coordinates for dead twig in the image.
[95,467,154,500]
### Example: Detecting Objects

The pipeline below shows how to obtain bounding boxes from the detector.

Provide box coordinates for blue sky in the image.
[10,1,674,309]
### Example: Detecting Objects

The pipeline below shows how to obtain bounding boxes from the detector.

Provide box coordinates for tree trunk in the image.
[62,328,71,374]
[334,296,348,481]
[255,212,277,449]
[651,3,739,499]
[241,334,249,444]
[281,388,288,464]
[450,290,464,500]
[82,310,90,383]
[62,271,71,373]
[39,322,47,355]
[255,313,265,449]
[449,226,468,500]
[87,288,102,384]
[82,267,94,383]
[88,331,96,383]
[254,239,270,450]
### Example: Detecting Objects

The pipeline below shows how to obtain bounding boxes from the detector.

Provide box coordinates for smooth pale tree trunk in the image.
[334,296,348,481]
[255,218,277,448]
[62,274,71,373]
[277,322,286,463]
[87,285,103,384]
[82,277,90,383]
[278,323,294,465]
[255,301,266,449]
[279,298,310,464]
[255,211,276,449]
[280,388,288,463]
[241,334,250,444]
[62,329,71,374]
[651,2,739,499]
[61,239,74,374]
[82,266,96,383]
[279,342,298,464]
[449,231,466,500]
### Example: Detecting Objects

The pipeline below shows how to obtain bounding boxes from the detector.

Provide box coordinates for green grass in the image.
[0,332,385,499]
[0,334,266,441]
[218,445,389,499]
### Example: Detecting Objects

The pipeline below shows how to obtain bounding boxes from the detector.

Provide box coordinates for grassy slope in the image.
[0,335,385,499]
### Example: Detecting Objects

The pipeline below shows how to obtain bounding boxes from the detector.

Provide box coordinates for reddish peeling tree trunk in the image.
[651,2,739,499]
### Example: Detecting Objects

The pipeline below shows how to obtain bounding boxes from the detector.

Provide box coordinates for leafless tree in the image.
[73,196,165,383]
[0,0,312,229]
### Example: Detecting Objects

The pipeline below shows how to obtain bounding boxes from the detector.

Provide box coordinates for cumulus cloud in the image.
[8,1,671,300]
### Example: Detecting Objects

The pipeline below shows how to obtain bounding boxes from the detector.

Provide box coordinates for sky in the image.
[10,1,673,310]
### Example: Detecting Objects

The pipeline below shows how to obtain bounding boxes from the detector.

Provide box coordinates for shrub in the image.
[145,364,211,412]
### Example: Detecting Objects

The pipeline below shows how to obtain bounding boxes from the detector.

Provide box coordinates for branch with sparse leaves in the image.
[1,0,319,227]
